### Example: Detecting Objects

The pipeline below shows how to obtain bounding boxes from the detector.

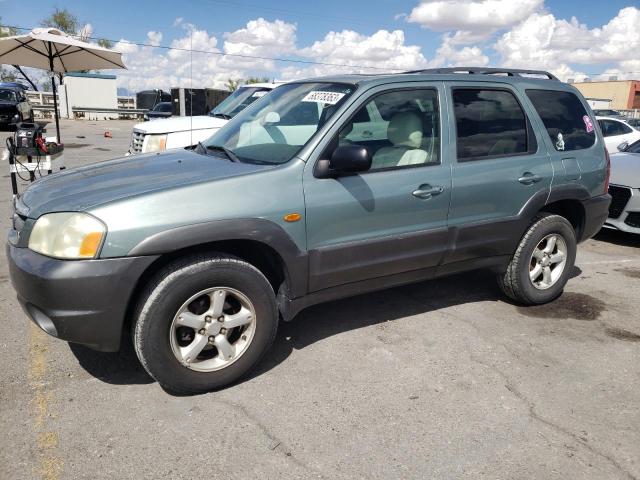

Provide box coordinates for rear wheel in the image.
[498,213,576,305]
[133,253,278,394]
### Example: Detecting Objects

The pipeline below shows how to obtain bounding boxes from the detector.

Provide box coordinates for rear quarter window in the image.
[526,89,595,151]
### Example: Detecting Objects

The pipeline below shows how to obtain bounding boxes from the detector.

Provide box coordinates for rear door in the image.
[444,83,553,264]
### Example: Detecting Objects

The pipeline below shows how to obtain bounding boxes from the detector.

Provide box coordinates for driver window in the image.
[338,89,440,171]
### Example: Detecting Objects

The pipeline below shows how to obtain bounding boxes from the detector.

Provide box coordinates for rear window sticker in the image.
[583,115,594,133]
[556,132,565,151]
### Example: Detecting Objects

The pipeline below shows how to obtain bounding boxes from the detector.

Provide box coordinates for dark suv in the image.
[8,68,611,393]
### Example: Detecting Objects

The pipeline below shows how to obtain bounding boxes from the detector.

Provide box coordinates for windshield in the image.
[0,89,18,102]
[203,82,355,165]
[154,102,172,112]
[626,139,640,154]
[210,86,272,119]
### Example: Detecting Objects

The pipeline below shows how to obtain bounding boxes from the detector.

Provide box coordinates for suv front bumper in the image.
[7,242,157,352]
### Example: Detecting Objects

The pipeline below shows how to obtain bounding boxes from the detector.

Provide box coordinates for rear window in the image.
[598,119,633,137]
[453,88,533,161]
[526,90,595,151]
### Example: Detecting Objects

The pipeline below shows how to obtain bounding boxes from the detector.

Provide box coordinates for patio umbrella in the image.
[0,28,126,142]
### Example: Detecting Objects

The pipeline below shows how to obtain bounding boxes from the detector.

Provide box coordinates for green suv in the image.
[7,68,611,393]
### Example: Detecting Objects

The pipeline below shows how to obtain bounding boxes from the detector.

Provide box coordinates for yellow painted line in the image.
[28,323,63,480]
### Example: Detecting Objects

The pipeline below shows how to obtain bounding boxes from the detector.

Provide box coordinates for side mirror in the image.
[329,145,371,173]
[314,145,372,178]
[617,141,629,152]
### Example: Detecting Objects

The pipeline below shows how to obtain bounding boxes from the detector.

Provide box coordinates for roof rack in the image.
[404,67,559,81]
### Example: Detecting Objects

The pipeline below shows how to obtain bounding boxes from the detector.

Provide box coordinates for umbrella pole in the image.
[48,46,62,143]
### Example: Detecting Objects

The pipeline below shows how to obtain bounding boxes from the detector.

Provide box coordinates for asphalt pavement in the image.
[0,119,638,480]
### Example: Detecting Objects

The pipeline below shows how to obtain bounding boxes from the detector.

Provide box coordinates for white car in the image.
[604,139,640,234]
[128,83,280,155]
[596,116,640,153]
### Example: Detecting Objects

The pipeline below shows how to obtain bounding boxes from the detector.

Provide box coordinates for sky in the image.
[2,0,640,93]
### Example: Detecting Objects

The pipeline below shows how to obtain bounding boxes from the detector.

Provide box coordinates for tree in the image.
[246,77,271,84]
[40,8,80,36]
[225,79,242,92]
[97,38,114,49]
[40,8,113,80]
[225,77,271,91]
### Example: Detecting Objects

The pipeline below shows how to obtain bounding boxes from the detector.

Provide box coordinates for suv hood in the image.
[610,152,640,188]
[133,115,227,134]
[20,149,271,218]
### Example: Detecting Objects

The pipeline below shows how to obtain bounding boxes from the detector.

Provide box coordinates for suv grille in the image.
[625,212,640,229]
[130,130,145,154]
[608,185,632,219]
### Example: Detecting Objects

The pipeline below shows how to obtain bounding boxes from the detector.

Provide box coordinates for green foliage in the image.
[245,77,271,84]
[225,79,242,92]
[97,38,114,49]
[225,77,271,91]
[41,7,80,35]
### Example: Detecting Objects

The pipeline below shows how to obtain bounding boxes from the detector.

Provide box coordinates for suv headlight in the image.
[28,212,106,259]
[143,134,167,153]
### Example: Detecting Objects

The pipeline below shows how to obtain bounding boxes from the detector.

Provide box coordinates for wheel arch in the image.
[123,219,308,334]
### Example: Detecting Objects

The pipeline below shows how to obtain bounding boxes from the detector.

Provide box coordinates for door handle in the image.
[518,173,542,185]
[412,184,444,199]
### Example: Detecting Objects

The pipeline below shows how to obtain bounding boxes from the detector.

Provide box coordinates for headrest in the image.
[387,112,423,148]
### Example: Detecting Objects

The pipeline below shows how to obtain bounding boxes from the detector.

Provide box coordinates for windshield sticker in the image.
[556,132,565,151]
[251,91,268,98]
[302,91,346,105]
[583,115,595,133]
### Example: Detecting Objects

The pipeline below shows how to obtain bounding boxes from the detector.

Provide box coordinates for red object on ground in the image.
[35,136,48,153]
[104,131,112,138]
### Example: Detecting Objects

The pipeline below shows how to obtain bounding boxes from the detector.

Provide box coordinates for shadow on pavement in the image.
[593,229,640,247]
[249,269,504,382]
[69,269,511,390]
[69,331,153,385]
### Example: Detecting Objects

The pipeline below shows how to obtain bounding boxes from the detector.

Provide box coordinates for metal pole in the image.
[48,43,62,143]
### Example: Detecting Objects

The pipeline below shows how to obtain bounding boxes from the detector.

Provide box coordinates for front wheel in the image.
[133,254,278,394]
[498,213,577,305]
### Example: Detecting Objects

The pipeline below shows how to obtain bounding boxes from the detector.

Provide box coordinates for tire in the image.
[132,253,278,394]
[498,213,576,305]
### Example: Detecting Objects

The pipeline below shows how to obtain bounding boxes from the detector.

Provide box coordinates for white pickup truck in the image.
[128,83,280,155]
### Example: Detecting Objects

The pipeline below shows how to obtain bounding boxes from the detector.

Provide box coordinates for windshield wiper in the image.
[210,112,231,120]
[206,144,241,162]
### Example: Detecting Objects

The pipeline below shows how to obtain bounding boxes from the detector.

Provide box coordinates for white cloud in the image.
[408,0,543,41]
[147,31,162,47]
[222,18,297,70]
[107,6,639,94]
[430,34,489,67]
[494,7,640,80]
[282,29,428,79]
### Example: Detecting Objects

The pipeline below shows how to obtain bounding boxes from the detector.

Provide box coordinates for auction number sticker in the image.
[302,91,346,105]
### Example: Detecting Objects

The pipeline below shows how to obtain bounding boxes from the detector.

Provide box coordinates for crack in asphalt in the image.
[454,314,637,480]
[215,399,332,479]
[465,346,637,480]
[399,292,637,480]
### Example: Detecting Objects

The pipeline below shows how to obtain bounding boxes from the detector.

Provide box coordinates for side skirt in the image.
[278,255,510,321]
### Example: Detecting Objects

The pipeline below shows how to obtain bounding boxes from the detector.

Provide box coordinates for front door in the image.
[303,84,452,292]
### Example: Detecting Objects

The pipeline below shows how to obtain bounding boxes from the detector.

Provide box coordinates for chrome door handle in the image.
[518,173,542,185]
[412,184,444,199]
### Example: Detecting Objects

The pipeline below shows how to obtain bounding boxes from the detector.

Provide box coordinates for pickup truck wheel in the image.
[132,254,278,394]
[498,213,576,305]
